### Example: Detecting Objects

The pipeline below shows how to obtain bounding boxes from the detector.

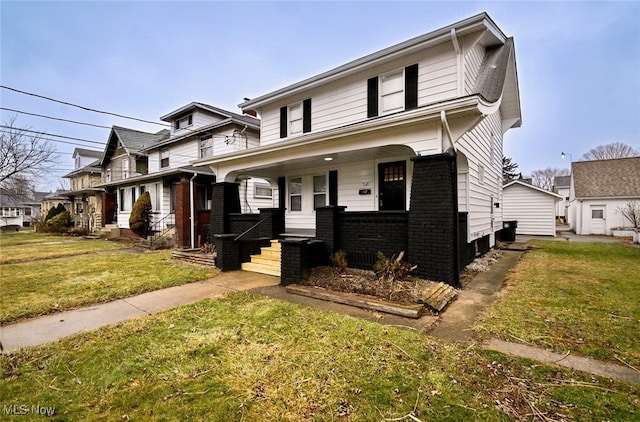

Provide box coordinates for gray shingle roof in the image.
[112,126,170,155]
[474,38,514,103]
[572,157,640,198]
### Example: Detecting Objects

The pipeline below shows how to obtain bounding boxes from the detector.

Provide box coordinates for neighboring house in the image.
[63,148,104,232]
[0,189,47,228]
[194,13,521,287]
[503,180,562,236]
[41,190,72,219]
[568,157,640,235]
[552,175,571,223]
[96,102,268,248]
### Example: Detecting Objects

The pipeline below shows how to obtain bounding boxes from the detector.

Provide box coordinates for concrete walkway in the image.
[0,271,279,352]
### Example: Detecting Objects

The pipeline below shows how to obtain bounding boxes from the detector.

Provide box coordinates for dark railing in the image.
[149,212,175,248]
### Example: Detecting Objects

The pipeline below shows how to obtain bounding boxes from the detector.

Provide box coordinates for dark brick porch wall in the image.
[458,212,476,269]
[408,154,459,287]
[210,182,241,236]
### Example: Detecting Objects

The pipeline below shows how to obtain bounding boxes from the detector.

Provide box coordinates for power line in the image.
[0,107,112,129]
[1,85,171,128]
[0,125,105,145]
[0,130,104,149]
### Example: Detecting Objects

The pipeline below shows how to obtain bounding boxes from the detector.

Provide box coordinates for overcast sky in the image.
[2,1,639,191]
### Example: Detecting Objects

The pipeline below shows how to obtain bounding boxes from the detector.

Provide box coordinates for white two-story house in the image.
[97,102,268,248]
[195,13,521,286]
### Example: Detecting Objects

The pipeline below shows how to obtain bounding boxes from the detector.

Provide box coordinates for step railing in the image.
[233,210,277,242]
[149,212,175,249]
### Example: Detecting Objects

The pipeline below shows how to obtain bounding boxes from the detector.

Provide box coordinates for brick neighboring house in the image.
[194,12,522,287]
[63,148,104,232]
[568,157,640,235]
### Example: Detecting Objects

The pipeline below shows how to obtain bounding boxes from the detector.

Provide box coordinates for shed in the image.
[503,180,562,236]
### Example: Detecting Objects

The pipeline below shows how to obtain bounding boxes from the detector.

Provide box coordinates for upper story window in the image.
[200,135,213,158]
[280,98,311,138]
[122,159,130,179]
[368,63,418,118]
[106,165,112,182]
[160,148,170,168]
[75,155,81,169]
[174,115,193,130]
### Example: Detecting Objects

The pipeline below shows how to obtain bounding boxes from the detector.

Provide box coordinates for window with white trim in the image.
[289,177,302,212]
[380,69,404,114]
[313,174,327,210]
[200,135,213,158]
[478,164,485,185]
[174,115,192,130]
[106,165,112,182]
[289,103,303,135]
[160,148,169,168]
[122,159,130,179]
[254,184,273,199]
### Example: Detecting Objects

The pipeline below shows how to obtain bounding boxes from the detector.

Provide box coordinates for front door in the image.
[378,161,406,211]
[590,205,606,234]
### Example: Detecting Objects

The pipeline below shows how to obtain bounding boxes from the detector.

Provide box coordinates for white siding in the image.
[259,42,458,146]
[456,111,503,242]
[503,184,558,236]
[570,198,640,235]
[239,178,276,213]
[171,110,225,136]
[464,42,484,95]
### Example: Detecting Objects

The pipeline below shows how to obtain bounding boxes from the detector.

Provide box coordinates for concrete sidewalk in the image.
[0,271,279,352]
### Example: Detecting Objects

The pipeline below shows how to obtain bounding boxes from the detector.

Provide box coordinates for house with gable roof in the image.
[97,103,270,248]
[194,12,521,287]
[63,148,104,232]
[568,157,640,235]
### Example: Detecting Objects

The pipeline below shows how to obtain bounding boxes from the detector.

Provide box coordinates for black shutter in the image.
[329,170,338,206]
[280,106,287,138]
[367,76,379,118]
[278,177,286,210]
[405,64,418,110]
[303,98,312,133]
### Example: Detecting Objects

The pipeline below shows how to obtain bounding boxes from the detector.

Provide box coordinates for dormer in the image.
[161,102,237,136]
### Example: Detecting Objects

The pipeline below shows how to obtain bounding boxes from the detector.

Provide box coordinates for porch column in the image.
[315,206,346,261]
[210,182,241,236]
[408,154,460,287]
[174,179,191,248]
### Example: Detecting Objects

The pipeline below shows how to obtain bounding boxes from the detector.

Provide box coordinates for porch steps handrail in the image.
[234,211,277,242]
[149,211,175,248]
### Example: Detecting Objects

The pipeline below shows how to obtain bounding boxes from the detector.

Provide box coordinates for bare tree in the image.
[581,142,639,160]
[530,167,569,191]
[616,200,640,228]
[0,117,59,187]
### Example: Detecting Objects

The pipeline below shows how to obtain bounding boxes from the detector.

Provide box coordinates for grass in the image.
[0,237,125,265]
[476,240,640,367]
[0,230,66,247]
[0,251,218,323]
[1,293,637,421]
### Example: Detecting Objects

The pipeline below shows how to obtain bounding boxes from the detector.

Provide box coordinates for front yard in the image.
[0,232,218,323]
[476,240,640,367]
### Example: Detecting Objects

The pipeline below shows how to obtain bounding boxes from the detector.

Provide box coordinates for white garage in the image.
[503,180,562,236]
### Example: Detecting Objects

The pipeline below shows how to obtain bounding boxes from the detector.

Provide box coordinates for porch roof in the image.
[94,165,215,188]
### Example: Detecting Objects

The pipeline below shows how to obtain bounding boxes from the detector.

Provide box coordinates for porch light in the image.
[324,157,333,161]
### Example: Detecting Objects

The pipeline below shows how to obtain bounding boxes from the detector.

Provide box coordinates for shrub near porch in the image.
[475,240,640,367]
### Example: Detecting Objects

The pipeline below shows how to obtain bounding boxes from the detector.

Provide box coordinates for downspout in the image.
[190,173,197,249]
[451,28,463,96]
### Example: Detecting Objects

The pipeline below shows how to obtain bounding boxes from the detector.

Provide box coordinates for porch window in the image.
[313,174,327,210]
[254,184,273,199]
[197,185,212,210]
[153,183,161,210]
[160,148,169,168]
[119,189,128,211]
[131,187,136,209]
[289,177,302,212]
[200,135,213,158]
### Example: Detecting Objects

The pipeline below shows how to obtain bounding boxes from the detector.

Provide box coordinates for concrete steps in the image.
[94,224,119,239]
[242,240,281,277]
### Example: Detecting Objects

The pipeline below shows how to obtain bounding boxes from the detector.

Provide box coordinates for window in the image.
[592,209,604,219]
[478,164,485,185]
[254,184,273,199]
[75,155,81,169]
[313,175,326,210]
[197,185,212,210]
[367,64,418,118]
[25,207,31,216]
[153,183,161,210]
[106,165,112,182]
[174,115,193,130]
[131,187,136,209]
[289,177,302,212]
[122,159,130,178]
[280,98,311,138]
[380,70,404,114]
[119,189,126,211]
[200,135,213,158]
[160,148,169,168]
